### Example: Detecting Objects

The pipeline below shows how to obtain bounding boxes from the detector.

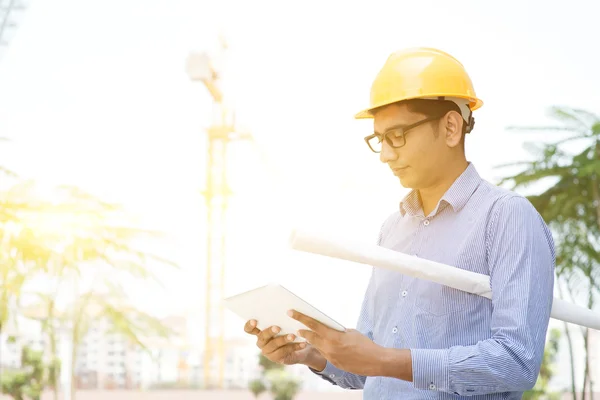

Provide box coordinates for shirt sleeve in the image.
[410,195,556,396]
[309,216,395,388]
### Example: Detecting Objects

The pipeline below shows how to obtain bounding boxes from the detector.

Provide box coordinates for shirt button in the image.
[329,374,335,378]
[429,383,436,390]
[401,290,408,297]
[423,219,430,226]
[392,326,398,334]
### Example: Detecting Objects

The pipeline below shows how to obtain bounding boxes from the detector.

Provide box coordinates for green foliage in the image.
[0,178,178,400]
[522,389,561,400]
[259,353,284,372]
[250,353,301,400]
[497,106,600,399]
[0,369,28,400]
[249,378,267,398]
[47,358,61,390]
[265,369,302,400]
[0,181,178,327]
[497,106,600,298]
[0,344,54,400]
[522,329,561,399]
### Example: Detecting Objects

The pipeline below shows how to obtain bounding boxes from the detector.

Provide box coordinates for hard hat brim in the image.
[354,95,484,119]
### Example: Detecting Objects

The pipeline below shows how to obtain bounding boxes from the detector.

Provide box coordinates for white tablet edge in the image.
[223,283,346,343]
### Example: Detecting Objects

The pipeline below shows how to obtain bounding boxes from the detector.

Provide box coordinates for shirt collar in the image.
[399,162,482,217]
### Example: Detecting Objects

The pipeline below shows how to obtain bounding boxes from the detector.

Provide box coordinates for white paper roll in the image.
[289,228,600,331]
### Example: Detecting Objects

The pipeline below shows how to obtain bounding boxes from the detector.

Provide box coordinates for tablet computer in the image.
[223,283,346,343]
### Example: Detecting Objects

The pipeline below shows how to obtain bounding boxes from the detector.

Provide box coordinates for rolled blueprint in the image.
[289,228,600,331]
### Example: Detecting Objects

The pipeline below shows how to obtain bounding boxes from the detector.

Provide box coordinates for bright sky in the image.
[1,0,599,390]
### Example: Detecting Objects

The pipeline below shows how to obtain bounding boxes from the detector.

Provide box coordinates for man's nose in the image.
[380,141,398,163]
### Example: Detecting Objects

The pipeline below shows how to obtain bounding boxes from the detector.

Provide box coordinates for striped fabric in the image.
[312,163,556,399]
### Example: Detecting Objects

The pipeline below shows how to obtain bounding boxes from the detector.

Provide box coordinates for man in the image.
[243,47,555,399]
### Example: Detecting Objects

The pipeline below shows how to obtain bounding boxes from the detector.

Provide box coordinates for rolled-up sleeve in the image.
[410,195,555,396]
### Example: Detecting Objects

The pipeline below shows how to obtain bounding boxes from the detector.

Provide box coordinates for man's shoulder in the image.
[477,180,548,231]
[477,178,520,199]
[478,181,555,259]
[476,179,538,213]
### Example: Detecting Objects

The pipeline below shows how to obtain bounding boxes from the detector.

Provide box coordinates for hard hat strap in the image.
[466,114,475,134]
[424,96,475,133]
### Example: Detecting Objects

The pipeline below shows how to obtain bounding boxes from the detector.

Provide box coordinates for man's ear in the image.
[444,111,463,148]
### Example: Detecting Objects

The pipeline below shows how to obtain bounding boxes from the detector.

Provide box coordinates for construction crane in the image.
[0,0,27,60]
[186,36,252,389]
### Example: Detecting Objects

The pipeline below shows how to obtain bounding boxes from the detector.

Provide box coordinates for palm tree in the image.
[0,147,56,397]
[0,181,59,372]
[69,287,173,400]
[21,284,175,400]
[1,180,177,399]
[496,106,600,400]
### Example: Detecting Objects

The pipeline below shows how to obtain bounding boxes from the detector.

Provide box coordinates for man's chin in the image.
[396,175,414,189]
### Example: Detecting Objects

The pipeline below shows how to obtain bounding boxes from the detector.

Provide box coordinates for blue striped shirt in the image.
[313,162,556,399]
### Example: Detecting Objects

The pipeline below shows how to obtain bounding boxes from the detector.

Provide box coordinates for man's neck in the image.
[418,160,469,216]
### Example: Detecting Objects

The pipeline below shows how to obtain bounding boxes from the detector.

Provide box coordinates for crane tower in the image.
[186,36,251,389]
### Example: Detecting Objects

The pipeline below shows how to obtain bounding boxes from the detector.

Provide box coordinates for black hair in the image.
[368,98,469,152]
[403,99,468,149]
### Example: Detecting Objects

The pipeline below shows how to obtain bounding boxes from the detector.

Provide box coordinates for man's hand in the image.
[243,319,322,368]
[288,310,387,377]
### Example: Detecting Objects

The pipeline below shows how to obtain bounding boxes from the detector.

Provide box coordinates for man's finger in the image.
[268,342,307,363]
[256,325,281,348]
[262,333,296,354]
[244,320,261,335]
[287,310,329,337]
[297,329,323,348]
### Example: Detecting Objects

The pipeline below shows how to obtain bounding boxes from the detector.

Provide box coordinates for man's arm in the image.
[380,195,556,396]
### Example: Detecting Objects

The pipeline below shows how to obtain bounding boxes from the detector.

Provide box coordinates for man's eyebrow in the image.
[374,123,408,135]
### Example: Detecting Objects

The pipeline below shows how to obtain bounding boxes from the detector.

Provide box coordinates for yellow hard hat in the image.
[355,47,483,120]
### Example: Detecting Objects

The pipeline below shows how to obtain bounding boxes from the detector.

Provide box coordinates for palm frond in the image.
[592,122,600,136]
[547,106,594,131]
[494,160,539,170]
[563,107,600,125]
[497,106,600,309]
[506,125,583,133]
[0,179,176,341]
[0,166,18,177]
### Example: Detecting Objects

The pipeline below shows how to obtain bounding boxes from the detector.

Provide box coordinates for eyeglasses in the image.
[364,115,444,153]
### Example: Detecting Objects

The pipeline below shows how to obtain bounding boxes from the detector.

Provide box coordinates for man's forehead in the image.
[373,103,422,133]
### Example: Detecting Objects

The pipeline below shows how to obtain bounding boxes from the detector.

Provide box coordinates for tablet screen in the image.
[223,283,346,342]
